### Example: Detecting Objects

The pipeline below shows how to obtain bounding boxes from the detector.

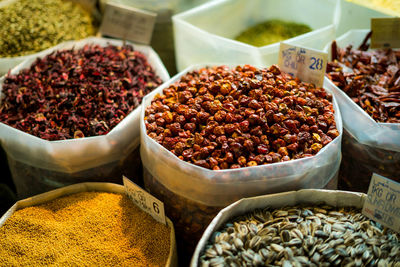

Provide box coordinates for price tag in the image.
[362,173,400,233]
[100,2,157,45]
[278,43,328,87]
[371,18,400,48]
[123,176,166,225]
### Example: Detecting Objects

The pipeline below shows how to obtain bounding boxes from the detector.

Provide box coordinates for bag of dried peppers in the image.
[0,37,169,198]
[325,29,400,193]
[140,64,343,260]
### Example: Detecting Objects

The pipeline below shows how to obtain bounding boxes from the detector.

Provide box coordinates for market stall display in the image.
[324,29,400,192]
[173,0,339,71]
[0,0,96,75]
[0,183,177,266]
[192,189,400,266]
[0,0,398,265]
[0,37,169,198]
[141,64,342,260]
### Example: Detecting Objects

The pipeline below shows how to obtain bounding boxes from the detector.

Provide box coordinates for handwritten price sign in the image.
[362,173,400,233]
[100,2,156,45]
[123,176,166,225]
[278,43,328,87]
[371,18,400,48]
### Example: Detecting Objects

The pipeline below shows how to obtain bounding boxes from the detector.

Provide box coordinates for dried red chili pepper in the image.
[326,33,400,123]
[0,44,163,140]
[145,65,339,170]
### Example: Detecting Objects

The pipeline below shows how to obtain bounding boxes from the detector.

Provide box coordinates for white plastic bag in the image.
[0,182,178,267]
[324,29,400,151]
[140,64,343,258]
[0,37,169,198]
[323,29,400,192]
[191,189,366,266]
[173,0,340,72]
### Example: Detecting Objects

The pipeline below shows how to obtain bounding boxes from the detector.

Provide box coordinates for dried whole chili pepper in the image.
[145,65,339,170]
[0,44,163,140]
[326,33,400,123]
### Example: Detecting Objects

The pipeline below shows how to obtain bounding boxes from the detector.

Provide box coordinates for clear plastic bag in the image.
[172,0,340,72]
[140,64,343,260]
[0,37,169,198]
[323,29,400,192]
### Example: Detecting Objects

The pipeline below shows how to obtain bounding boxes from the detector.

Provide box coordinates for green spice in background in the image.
[0,0,95,57]
[235,19,312,47]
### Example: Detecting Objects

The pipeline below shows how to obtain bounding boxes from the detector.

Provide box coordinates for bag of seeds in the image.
[0,0,98,75]
[324,29,400,193]
[140,64,343,262]
[192,189,400,266]
[0,182,177,266]
[172,0,340,72]
[0,37,169,198]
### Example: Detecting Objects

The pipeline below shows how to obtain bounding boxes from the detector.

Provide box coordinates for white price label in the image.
[371,18,400,48]
[362,173,400,233]
[278,42,328,88]
[123,176,166,225]
[100,2,157,45]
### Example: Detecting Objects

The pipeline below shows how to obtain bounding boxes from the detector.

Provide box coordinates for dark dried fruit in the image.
[145,65,339,170]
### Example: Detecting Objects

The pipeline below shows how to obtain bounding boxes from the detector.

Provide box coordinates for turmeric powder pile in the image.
[0,192,171,266]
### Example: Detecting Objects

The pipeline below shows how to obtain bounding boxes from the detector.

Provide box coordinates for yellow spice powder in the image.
[0,192,170,266]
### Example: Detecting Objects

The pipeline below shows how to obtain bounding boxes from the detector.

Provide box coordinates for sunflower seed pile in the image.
[199,205,400,267]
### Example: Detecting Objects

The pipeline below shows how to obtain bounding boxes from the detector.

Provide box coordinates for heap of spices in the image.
[0,44,163,141]
[326,33,400,123]
[0,0,95,58]
[200,205,400,266]
[235,19,312,47]
[145,65,339,170]
[0,192,171,266]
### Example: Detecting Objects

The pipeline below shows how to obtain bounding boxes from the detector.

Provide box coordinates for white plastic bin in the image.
[173,0,340,71]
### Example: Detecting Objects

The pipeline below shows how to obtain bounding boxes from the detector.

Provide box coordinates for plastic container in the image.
[0,182,178,267]
[0,37,170,199]
[336,1,389,36]
[191,189,370,266]
[140,64,343,260]
[172,0,340,72]
[323,29,400,193]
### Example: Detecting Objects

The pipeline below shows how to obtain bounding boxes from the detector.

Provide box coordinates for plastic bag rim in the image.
[323,29,400,128]
[0,37,170,145]
[141,63,343,176]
